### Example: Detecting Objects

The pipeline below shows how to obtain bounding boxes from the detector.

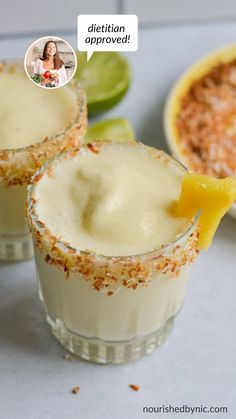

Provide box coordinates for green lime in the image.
[84,118,135,143]
[75,52,131,115]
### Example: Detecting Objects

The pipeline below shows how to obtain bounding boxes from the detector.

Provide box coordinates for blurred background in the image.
[1,2,236,419]
[1,0,236,36]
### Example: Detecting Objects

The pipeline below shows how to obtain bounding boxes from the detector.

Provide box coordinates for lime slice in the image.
[84,118,135,143]
[75,52,130,114]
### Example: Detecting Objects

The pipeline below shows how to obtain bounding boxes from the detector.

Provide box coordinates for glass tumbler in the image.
[27,145,200,363]
[0,61,87,261]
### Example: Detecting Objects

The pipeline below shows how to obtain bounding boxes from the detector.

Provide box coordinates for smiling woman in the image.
[25,36,77,88]
[33,40,67,87]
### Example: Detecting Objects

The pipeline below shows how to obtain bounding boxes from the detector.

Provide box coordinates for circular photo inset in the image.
[24,36,77,89]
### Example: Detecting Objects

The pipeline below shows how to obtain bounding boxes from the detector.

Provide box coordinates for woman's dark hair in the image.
[41,41,64,70]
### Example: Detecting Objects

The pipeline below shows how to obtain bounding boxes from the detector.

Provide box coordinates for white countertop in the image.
[0,22,236,419]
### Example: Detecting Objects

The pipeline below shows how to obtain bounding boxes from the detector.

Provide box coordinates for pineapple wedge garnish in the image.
[176,173,236,249]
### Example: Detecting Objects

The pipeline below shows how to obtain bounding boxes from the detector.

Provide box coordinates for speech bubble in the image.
[77,14,138,61]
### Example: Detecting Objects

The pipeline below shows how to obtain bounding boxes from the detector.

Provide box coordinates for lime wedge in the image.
[75,52,130,114]
[84,118,135,143]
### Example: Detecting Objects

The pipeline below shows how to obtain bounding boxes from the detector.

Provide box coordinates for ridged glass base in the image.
[0,232,33,261]
[46,314,175,364]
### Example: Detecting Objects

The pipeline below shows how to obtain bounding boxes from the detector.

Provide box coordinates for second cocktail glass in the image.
[0,61,87,260]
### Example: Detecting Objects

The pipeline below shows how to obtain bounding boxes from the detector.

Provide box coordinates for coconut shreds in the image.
[0,60,87,186]
[27,142,200,293]
[177,59,236,178]
[71,386,80,394]
[129,384,140,392]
